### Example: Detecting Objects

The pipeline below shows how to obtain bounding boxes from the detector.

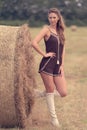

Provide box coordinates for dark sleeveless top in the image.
[44,33,64,65]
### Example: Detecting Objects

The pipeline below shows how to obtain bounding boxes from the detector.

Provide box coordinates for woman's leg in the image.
[53,70,67,97]
[40,72,60,127]
[40,72,55,93]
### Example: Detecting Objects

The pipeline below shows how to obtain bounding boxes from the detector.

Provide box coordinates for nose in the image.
[51,18,55,22]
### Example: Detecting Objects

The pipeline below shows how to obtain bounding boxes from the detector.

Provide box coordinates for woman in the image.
[32,8,67,127]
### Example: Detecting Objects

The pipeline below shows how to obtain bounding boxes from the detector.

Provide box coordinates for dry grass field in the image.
[0,26,87,130]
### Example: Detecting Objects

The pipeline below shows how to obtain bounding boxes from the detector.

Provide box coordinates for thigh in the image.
[40,72,55,93]
[53,70,67,97]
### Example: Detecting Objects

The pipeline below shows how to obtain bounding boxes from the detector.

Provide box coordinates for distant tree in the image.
[0,0,87,26]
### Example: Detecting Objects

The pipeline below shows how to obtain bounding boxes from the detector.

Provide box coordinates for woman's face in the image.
[48,12,59,26]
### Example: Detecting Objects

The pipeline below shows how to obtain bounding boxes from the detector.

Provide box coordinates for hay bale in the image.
[0,24,36,128]
[70,25,77,31]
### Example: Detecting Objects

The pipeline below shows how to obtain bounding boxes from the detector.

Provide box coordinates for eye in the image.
[49,17,56,19]
[49,17,52,19]
[53,17,56,19]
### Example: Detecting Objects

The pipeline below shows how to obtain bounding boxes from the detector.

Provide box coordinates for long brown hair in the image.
[48,8,65,45]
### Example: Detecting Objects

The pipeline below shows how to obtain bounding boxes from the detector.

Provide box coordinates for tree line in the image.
[0,0,87,26]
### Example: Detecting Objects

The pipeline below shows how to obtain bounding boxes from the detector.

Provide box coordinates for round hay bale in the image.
[0,24,36,128]
[70,25,77,31]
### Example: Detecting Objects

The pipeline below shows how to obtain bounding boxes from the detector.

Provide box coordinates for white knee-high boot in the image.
[46,93,60,127]
[34,89,60,98]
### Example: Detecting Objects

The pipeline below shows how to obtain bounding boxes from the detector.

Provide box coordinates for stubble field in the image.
[0,26,87,130]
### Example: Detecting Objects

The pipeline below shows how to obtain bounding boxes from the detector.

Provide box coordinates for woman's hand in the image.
[44,52,56,58]
[59,65,64,76]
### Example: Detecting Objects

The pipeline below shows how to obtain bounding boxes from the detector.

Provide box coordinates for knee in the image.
[60,91,67,97]
[46,87,54,93]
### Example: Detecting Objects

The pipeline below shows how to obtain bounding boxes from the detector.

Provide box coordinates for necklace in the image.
[57,36,60,64]
[49,26,58,35]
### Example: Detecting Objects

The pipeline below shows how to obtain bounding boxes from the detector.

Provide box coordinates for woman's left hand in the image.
[59,65,64,76]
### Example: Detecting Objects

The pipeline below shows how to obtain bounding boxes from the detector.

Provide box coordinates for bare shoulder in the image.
[42,25,49,32]
[37,25,49,37]
[32,25,50,42]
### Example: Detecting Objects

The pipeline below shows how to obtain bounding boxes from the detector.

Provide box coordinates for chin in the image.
[51,23,56,26]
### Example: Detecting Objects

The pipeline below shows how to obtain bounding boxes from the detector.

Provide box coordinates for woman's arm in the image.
[59,45,65,75]
[61,45,65,66]
[32,26,48,57]
[32,26,56,58]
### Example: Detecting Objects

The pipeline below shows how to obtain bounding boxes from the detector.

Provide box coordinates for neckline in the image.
[45,34,59,42]
[50,31,58,36]
[48,26,58,36]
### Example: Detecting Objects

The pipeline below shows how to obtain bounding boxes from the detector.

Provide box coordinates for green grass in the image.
[0,20,29,26]
[0,26,87,130]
